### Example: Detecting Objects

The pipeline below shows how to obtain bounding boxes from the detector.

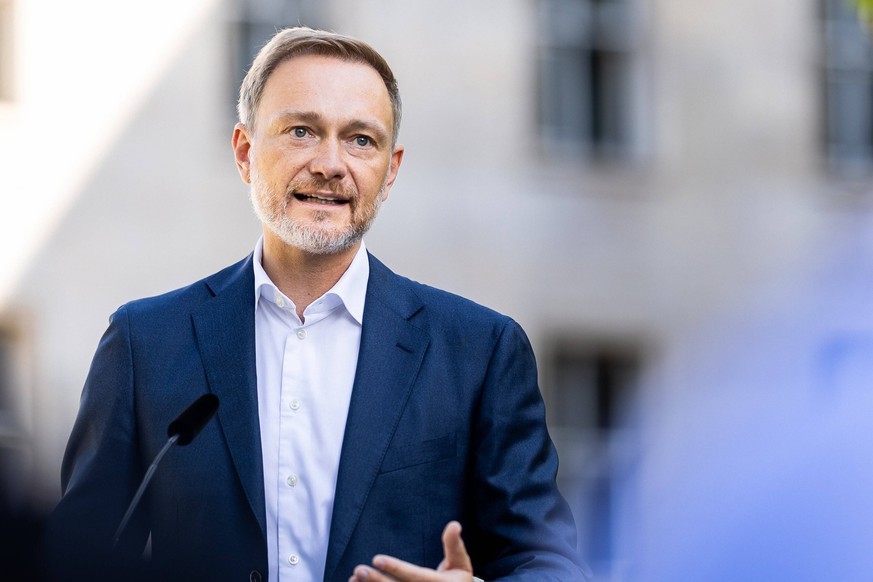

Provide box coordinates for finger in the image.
[440,521,473,572]
[350,564,399,582]
[372,554,441,581]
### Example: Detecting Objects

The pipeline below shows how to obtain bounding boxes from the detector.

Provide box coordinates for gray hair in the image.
[238,27,402,145]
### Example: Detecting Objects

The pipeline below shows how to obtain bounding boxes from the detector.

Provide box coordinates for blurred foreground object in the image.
[618,220,873,581]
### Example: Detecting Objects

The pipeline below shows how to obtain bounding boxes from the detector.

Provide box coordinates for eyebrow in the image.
[267,110,390,145]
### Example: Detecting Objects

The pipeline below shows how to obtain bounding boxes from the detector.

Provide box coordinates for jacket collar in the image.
[192,254,267,539]
[324,253,430,580]
[191,252,431,576]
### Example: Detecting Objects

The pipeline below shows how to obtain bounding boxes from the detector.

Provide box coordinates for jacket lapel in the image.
[191,255,267,538]
[324,255,430,580]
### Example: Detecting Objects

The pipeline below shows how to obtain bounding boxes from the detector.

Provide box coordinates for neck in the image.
[260,231,360,321]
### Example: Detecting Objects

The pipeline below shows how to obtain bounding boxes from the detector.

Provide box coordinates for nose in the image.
[308,137,346,181]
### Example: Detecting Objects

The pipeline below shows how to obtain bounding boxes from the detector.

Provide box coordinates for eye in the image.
[292,127,308,138]
[354,136,372,147]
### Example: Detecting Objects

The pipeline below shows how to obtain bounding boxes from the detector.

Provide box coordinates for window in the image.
[0,0,13,102]
[228,0,327,117]
[545,337,643,578]
[536,0,643,159]
[821,0,873,175]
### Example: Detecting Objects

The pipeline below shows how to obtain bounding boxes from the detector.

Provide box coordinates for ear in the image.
[232,123,253,184]
[380,144,405,202]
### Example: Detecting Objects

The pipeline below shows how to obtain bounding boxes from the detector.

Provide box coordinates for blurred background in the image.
[3,0,873,579]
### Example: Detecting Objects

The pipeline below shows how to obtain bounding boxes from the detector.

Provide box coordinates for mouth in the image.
[293,192,350,206]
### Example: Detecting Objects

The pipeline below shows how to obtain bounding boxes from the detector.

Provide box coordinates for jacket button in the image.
[249,571,262,582]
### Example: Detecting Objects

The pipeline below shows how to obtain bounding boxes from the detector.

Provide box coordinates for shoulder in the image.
[112,254,253,325]
[367,253,520,338]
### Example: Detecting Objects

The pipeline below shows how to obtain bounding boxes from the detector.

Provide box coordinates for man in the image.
[45,27,586,581]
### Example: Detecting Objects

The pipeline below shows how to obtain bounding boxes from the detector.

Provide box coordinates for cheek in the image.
[255,171,295,202]
[254,148,303,180]
[355,165,391,194]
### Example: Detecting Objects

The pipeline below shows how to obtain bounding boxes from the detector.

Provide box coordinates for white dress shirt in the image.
[253,237,368,582]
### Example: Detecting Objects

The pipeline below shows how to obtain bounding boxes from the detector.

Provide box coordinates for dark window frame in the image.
[543,335,645,577]
[535,0,642,159]
[821,0,873,176]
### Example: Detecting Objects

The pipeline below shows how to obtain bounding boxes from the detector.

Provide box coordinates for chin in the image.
[272,222,364,255]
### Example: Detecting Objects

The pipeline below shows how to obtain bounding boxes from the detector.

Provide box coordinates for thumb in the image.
[438,521,473,573]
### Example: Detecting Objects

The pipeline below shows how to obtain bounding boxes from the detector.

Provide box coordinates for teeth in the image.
[295,194,345,205]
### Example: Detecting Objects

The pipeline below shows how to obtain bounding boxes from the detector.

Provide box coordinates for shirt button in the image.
[275,294,285,308]
[296,329,306,340]
[288,554,300,565]
[289,398,301,411]
[286,474,298,487]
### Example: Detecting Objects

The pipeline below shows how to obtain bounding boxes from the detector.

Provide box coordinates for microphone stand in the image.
[112,433,180,547]
[109,393,219,548]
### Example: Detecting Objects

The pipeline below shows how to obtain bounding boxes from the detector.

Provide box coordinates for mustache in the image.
[284,178,357,201]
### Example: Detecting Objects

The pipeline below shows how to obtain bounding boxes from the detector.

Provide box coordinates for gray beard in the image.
[249,181,384,255]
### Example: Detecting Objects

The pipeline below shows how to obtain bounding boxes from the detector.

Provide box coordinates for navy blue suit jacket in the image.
[46,253,585,581]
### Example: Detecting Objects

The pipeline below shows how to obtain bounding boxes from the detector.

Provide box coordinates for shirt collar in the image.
[252,236,369,325]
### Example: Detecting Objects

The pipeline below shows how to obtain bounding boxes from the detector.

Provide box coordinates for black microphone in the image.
[112,394,220,547]
[167,393,220,445]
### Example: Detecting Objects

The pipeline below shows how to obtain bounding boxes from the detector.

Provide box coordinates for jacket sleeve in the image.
[43,305,151,580]
[468,319,590,581]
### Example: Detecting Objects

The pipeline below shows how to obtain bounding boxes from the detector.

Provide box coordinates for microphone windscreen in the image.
[167,394,220,446]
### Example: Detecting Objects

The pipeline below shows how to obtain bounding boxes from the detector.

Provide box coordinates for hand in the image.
[349,521,474,582]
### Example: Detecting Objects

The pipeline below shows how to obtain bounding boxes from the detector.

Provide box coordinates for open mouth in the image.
[293,193,349,206]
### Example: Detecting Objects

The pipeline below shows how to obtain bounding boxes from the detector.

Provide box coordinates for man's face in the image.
[233,55,403,255]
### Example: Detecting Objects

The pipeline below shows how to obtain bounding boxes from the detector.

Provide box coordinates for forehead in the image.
[257,55,393,131]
